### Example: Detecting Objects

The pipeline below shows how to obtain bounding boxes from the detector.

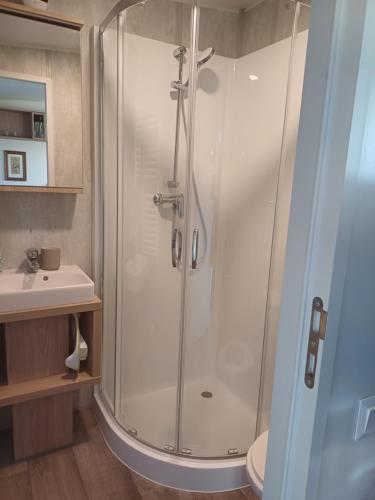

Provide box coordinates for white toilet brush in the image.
[65,314,88,372]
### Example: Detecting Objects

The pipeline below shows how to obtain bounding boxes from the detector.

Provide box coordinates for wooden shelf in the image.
[0,135,47,143]
[0,0,83,31]
[0,185,83,194]
[0,371,100,408]
[0,296,102,324]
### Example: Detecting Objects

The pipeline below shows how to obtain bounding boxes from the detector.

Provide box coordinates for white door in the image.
[264,0,375,499]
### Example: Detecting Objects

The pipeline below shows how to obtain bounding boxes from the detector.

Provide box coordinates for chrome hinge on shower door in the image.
[304,297,328,389]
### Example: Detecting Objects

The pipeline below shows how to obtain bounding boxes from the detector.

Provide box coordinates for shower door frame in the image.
[173,3,200,455]
[98,0,207,458]
[97,0,308,461]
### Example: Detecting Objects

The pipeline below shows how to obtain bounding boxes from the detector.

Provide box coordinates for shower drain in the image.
[201,391,213,398]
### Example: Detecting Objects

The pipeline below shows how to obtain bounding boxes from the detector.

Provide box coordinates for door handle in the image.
[304,297,327,389]
[172,228,182,268]
[192,228,199,269]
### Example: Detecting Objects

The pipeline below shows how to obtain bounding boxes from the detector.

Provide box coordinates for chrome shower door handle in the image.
[172,228,182,268]
[192,228,199,269]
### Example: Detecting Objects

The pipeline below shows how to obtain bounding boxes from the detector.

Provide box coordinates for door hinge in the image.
[304,297,327,389]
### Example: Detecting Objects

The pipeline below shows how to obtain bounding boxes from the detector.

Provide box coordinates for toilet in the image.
[246,431,269,498]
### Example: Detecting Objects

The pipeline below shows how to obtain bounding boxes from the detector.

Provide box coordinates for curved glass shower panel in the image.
[257,2,311,434]
[117,0,192,452]
[180,0,298,457]
[100,0,311,461]
[101,14,119,412]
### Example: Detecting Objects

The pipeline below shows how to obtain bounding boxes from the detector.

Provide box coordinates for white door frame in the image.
[264,1,373,499]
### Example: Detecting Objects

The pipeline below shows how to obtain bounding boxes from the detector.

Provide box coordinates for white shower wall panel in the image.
[213,37,293,423]
[183,34,303,446]
[183,53,233,386]
[259,30,309,432]
[105,27,306,443]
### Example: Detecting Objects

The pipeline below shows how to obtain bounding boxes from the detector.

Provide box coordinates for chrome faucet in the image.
[25,248,40,273]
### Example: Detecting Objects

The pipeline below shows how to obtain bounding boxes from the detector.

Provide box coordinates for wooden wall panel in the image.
[5,316,69,384]
[0,109,32,139]
[12,393,73,460]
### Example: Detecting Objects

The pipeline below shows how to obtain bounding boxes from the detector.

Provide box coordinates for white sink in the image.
[0,265,95,313]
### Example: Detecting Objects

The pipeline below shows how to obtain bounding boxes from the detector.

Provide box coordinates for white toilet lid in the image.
[247,431,269,486]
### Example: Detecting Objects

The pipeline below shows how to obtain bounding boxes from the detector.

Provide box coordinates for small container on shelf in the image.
[40,247,61,271]
[32,112,46,140]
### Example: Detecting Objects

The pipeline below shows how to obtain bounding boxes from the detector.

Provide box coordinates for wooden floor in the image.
[0,409,258,500]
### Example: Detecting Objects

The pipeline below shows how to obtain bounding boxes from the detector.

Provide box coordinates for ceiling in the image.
[209,0,266,11]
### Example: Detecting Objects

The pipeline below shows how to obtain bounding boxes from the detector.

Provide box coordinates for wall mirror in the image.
[0,2,83,193]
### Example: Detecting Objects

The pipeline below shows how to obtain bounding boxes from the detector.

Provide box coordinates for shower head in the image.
[171,46,216,91]
[173,46,215,67]
[197,47,215,68]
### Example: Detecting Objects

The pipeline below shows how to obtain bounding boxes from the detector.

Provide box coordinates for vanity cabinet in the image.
[5,316,69,384]
[13,393,73,460]
[0,297,102,459]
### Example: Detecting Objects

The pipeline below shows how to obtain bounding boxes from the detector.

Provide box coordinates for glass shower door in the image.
[179,1,297,458]
[114,1,193,452]
[101,14,119,414]
[101,0,310,460]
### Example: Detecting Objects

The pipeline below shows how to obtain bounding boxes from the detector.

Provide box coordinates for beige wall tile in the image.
[0,0,119,273]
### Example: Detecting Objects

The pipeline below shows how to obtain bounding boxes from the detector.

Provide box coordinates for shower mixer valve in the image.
[153,192,184,218]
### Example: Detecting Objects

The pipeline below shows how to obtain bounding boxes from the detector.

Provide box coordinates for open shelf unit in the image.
[0,109,47,142]
[0,297,102,407]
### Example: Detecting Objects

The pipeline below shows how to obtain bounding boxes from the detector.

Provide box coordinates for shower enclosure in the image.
[97,0,310,490]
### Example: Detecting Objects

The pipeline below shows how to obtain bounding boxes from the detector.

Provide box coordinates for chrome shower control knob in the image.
[153,193,163,205]
[153,193,184,218]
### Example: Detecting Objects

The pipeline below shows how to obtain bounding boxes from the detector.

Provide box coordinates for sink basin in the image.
[0,265,95,313]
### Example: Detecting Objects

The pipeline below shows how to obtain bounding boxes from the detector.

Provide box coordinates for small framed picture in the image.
[4,151,27,182]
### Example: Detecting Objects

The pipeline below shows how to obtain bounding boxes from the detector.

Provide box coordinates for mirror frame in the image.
[0,0,84,194]
[0,0,83,31]
[0,70,54,185]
